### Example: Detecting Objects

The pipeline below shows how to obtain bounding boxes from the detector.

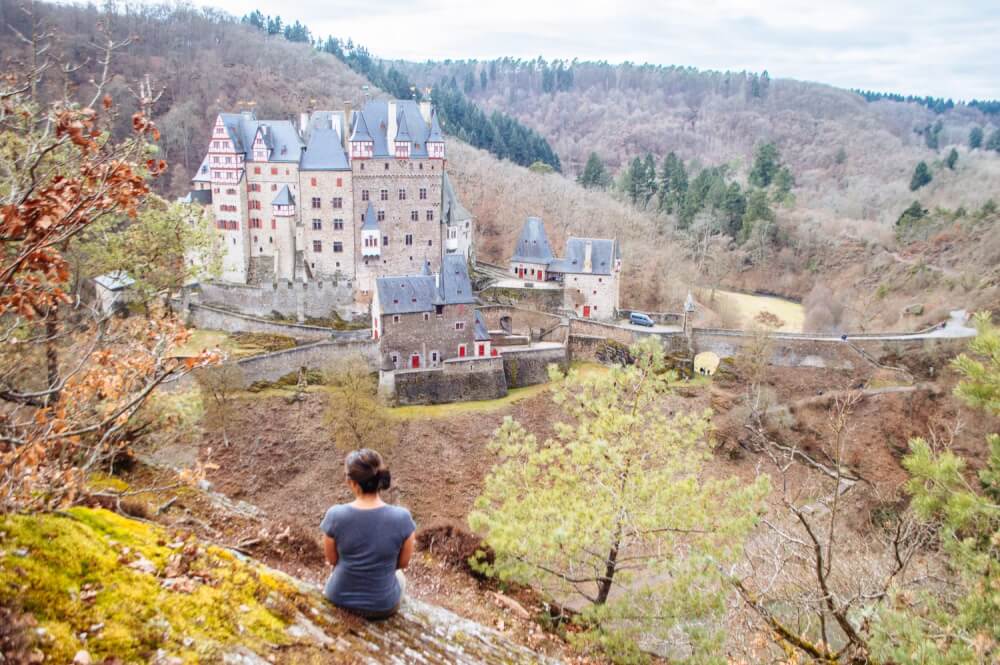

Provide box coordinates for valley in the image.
[1,1,998,663]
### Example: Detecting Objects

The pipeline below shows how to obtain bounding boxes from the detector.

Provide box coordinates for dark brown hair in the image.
[345,448,391,494]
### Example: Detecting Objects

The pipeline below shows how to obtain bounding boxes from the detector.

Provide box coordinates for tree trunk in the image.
[45,308,59,406]
[595,538,620,605]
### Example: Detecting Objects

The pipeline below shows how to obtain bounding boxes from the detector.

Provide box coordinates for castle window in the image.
[419,188,427,200]
[382,235,389,246]
[310,177,317,186]
[312,219,322,230]
[270,167,278,175]
[380,189,388,201]
[312,197,321,209]
[419,163,423,170]
[411,210,419,221]
[360,163,364,171]
[428,239,433,246]
[426,210,434,221]
[271,184,277,191]
[332,197,343,209]
[377,210,385,222]
[333,241,343,253]
[384,162,389,170]
[362,189,369,201]
[430,350,438,364]
[398,189,406,201]
[312,240,322,252]
[405,234,413,246]
[333,219,344,230]
[336,177,343,187]
[455,321,465,331]
[390,352,399,368]
[423,313,429,321]
[393,315,400,324]
[271,219,276,229]
[436,305,444,316]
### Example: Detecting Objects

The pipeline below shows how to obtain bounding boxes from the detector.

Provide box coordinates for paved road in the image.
[703,310,977,342]
[616,320,683,334]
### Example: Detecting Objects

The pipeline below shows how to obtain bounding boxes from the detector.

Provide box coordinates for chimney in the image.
[342,101,352,150]
[584,241,593,273]
[419,100,431,124]
[434,272,440,290]
[299,112,309,137]
[387,100,397,146]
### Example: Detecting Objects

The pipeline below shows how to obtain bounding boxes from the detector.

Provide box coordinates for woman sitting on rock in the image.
[320,448,416,619]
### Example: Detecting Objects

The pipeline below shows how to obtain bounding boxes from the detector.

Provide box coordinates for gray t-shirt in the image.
[320,504,416,612]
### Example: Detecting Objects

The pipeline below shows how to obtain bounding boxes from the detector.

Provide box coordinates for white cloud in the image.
[186,0,999,99]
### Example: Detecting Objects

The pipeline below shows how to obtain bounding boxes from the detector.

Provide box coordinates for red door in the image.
[411,354,420,369]
[458,345,466,358]
[478,344,485,356]
[583,305,591,318]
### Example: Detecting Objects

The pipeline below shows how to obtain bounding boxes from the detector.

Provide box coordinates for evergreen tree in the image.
[480,69,487,90]
[896,200,927,228]
[987,128,1000,153]
[748,142,781,188]
[625,156,644,205]
[719,182,747,236]
[969,126,984,150]
[242,10,265,30]
[658,152,688,215]
[774,166,794,200]
[265,15,282,35]
[740,188,775,244]
[577,152,610,190]
[470,340,769,663]
[640,153,658,205]
[910,161,933,191]
[463,70,476,94]
[870,313,1000,665]
[946,148,958,170]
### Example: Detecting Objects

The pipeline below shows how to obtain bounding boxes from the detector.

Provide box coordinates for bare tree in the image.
[194,363,245,447]
[324,357,392,451]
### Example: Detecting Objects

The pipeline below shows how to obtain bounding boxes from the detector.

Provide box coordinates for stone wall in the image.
[186,303,354,342]
[169,338,377,391]
[299,170,355,279]
[377,303,476,370]
[392,357,507,405]
[199,279,355,320]
[502,346,569,389]
[477,305,567,342]
[479,284,566,314]
[562,272,619,321]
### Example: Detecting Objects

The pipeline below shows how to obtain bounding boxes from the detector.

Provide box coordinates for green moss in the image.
[0,508,313,664]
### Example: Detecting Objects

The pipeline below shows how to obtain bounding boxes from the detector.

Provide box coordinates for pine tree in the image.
[909,161,932,191]
[577,152,610,190]
[641,153,657,205]
[946,148,958,170]
[969,126,983,150]
[479,69,487,90]
[987,128,1000,153]
[470,339,769,663]
[749,142,780,188]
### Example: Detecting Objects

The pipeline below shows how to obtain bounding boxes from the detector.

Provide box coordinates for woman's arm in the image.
[397,532,415,570]
[323,535,339,567]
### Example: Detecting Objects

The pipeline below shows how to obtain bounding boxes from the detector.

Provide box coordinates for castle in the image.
[191,100,474,299]
[509,217,621,320]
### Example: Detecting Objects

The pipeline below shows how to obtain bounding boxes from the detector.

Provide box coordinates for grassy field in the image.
[709,289,805,332]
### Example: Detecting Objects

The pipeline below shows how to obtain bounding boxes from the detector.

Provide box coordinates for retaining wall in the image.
[199,279,355,320]
[169,338,378,391]
[186,303,348,342]
[392,357,507,405]
[502,346,569,388]
[480,284,565,313]
[477,305,568,343]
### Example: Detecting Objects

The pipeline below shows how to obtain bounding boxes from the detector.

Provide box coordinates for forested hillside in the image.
[394,58,1000,224]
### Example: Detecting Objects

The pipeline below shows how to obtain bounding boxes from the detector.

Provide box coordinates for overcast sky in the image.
[190,0,998,100]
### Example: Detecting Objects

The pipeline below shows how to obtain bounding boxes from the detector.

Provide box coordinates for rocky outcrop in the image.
[0,508,552,664]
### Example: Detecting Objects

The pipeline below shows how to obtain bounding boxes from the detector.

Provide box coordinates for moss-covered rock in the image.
[0,508,550,664]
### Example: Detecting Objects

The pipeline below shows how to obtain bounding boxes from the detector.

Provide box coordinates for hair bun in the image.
[377,469,391,490]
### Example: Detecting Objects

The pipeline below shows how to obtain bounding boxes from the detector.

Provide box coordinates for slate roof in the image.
[427,110,444,143]
[182,189,213,205]
[192,154,211,182]
[474,310,490,342]
[300,127,350,171]
[216,112,303,163]
[361,201,379,231]
[548,237,619,276]
[395,113,412,142]
[511,217,555,264]
[376,255,475,315]
[442,172,472,225]
[349,111,373,142]
[352,100,433,158]
[272,185,294,206]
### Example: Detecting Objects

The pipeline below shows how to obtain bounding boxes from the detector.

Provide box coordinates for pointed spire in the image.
[395,112,412,142]
[350,111,372,142]
[427,109,444,143]
[361,201,379,230]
